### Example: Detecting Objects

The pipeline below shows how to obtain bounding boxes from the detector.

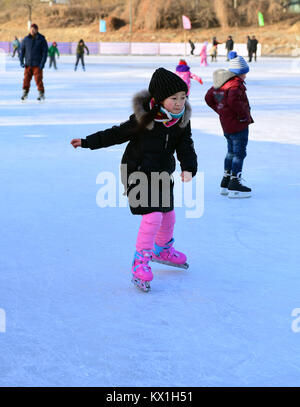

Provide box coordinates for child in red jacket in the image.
[205,51,254,198]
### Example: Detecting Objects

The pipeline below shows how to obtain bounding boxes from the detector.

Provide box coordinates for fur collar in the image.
[132,89,192,130]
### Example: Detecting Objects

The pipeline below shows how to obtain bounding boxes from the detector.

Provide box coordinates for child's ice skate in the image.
[151,238,189,269]
[228,172,251,198]
[220,170,231,195]
[131,250,153,292]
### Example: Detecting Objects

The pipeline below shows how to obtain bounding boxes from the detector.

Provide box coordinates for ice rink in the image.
[0,54,300,386]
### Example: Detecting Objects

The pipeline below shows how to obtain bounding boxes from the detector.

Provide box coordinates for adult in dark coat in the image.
[19,23,48,101]
[246,36,252,61]
[251,36,258,62]
[225,36,234,61]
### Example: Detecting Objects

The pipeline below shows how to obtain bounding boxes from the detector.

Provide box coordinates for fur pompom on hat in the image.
[148,67,188,103]
[228,51,249,75]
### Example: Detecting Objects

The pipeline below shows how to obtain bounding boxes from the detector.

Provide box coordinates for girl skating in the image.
[199,42,208,67]
[175,60,203,96]
[71,68,197,291]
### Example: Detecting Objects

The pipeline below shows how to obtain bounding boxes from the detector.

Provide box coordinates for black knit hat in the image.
[148,67,188,103]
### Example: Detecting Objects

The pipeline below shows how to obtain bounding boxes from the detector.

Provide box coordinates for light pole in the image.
[26,3,32,30]
[129,0,132,36]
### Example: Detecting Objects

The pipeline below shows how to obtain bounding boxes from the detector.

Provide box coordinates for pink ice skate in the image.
[131,250,153,292]
[151,238,189,269]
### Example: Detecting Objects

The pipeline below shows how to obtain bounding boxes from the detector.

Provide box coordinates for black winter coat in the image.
[251,38,258,52]
[20,33,48,69]
[225,39,234,51]
[247,38,252,52]
[81,90,198,215]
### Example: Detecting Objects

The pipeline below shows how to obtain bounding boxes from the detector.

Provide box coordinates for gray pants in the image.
[49,56,57,69]
[75,54,85,68]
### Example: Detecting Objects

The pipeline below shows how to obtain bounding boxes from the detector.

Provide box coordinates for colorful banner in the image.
[258,12,265,27]
[182,15,191,30]
[99,19,106,33]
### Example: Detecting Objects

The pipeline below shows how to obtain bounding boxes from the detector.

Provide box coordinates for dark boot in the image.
[228,172,251,198]
[220,171,231,195]
[37,91,45,101]
[21,89,28,101]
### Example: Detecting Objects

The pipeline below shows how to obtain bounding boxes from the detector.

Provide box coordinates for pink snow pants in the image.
[136,210,176,252]
[200,56,208,66]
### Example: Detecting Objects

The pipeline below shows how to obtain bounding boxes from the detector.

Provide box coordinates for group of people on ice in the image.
[189,35,259,65]
[18,24,89,101]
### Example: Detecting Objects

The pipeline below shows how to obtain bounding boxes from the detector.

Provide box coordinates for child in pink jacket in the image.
[175,60,203,96]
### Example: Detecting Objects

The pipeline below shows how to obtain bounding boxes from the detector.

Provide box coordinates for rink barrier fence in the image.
[0,41,261,57]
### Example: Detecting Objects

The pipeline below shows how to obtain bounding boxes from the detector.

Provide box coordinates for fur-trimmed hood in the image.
[132,89,192,130]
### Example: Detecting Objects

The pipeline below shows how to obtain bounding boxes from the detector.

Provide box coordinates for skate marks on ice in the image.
[24,134,47,138]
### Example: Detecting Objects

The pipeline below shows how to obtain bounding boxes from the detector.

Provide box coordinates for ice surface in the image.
[0,55,300,387]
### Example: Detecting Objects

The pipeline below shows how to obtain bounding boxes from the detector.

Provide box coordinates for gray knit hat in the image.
[228,51,249,75]
[148,67,188,103]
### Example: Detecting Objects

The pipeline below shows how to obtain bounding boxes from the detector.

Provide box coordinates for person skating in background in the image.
[48,41,60,69]
[19,23,48,101]
[199,41,208,67]
[175,59,203,95]
[210,36,221,62]
[70,68,197,292]
[246,35,252,62]
[74,39,89,71]
[225,35,234,61]
[12,36,20,58]
[188,39,195,56]
[250,35,258,62]
[205,51,253,198]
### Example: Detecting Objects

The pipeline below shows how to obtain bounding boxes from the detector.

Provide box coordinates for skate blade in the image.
[220,187,229,195]
[131,277,151,292]
[228,191,251,199]
[151,258,189,269]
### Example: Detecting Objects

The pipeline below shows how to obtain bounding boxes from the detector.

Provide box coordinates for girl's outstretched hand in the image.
[181,171,192,182]
[71,138,82,148]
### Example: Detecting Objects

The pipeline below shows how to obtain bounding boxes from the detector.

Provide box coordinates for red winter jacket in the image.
[205,75,254,134]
